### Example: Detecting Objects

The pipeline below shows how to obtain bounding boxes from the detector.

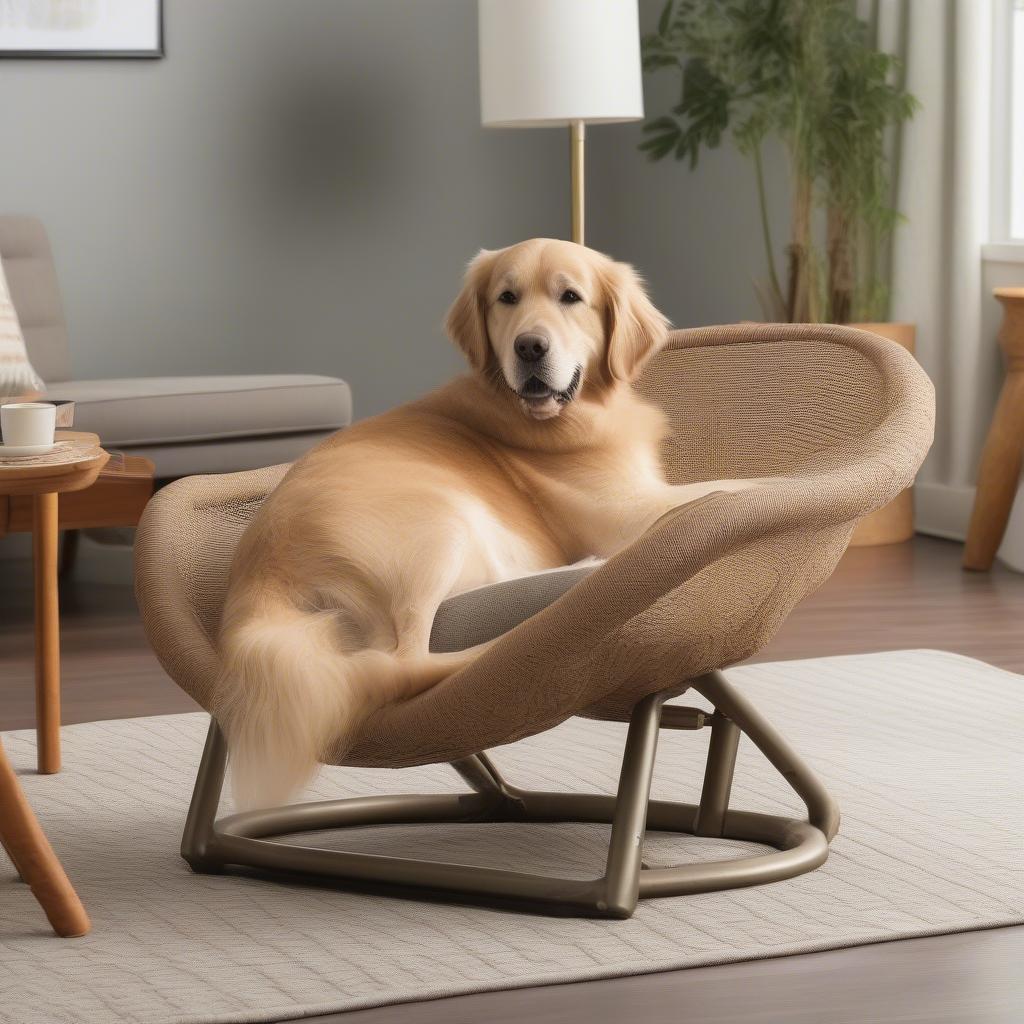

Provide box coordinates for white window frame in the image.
[989,0,1024,249]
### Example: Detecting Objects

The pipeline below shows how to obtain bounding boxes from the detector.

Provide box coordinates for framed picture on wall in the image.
[0,0,163,58]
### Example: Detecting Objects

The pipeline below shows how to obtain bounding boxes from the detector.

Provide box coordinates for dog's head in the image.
[445,238,670,420]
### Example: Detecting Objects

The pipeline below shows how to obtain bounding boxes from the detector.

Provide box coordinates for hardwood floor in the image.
[1,533,1022,1023]
[2,534,1022,731]
[318,926,1024,1024]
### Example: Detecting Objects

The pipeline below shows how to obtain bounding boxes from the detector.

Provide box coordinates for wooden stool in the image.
[964,288,1024,571]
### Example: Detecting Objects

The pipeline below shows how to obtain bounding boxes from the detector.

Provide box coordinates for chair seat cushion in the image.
[430,558,605,653]
[45,375,352,448]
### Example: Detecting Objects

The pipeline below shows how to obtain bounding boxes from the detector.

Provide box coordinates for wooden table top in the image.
[0,432,109,498]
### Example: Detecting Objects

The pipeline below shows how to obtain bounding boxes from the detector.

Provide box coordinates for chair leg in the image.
[692,671,841,839]
[451,752,529,819]
[0,739,90,937]
[181,718,228,873]
[693,712,740,838]
[601,692,664,916]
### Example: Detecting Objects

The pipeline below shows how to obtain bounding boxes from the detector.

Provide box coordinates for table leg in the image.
[33,491,61,774]
[0,738,90,937]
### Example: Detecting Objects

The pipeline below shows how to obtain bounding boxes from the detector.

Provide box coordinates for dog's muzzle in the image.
[514,365,582,421]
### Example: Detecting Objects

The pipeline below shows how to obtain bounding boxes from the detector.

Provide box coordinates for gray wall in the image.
[0,0,779,418]
[0,0,567,417]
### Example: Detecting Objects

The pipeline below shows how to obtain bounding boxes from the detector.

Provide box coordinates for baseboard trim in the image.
[916,481,1024,572]
[915,483,975,541]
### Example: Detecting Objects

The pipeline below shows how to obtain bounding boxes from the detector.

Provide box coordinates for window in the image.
[992,0,1024,245]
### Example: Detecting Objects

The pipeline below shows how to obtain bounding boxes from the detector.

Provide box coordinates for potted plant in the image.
[640,0,919,542]
[640,0,917,323]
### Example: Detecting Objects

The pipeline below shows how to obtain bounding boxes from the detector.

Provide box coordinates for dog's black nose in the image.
[514,333,549,363]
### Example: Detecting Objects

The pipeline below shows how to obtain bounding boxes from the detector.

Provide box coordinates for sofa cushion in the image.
[44,375,352,448]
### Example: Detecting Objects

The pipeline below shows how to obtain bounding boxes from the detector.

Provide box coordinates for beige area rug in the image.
[1,650,1022,1024]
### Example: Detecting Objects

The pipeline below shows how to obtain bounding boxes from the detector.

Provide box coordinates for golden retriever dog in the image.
[216,238,753,807]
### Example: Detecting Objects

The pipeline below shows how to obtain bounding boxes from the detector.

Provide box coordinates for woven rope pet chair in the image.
[135,324,934,919]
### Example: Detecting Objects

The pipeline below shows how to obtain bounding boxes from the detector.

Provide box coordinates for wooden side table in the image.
[0,432,109,773]
[1,451,154,536]
[964,288,1024,570]
[0,431,110,939]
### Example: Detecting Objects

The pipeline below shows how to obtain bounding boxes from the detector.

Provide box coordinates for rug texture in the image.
[1,650,1022,1024]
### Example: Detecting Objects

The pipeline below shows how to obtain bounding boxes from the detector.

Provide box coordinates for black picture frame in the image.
[0,1,163,59]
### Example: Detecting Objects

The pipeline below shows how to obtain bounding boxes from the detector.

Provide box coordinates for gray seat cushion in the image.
[44,375,352,448]
[430,558,605,653]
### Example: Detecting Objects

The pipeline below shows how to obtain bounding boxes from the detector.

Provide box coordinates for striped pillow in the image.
[0,255,42,399]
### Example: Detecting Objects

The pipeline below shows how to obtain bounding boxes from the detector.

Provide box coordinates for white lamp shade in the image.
[479,0,644,128]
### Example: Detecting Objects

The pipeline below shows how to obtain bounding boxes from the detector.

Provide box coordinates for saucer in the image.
[0,442,56,457]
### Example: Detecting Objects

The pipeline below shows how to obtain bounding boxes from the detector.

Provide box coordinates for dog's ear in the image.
[445,249,496,372]
[600,259,670,383]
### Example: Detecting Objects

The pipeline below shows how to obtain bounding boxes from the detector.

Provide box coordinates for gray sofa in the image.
[0,216,351,478]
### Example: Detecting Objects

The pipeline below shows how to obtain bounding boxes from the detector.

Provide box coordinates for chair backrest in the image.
[638,324,895,485]
[0,216,72,383]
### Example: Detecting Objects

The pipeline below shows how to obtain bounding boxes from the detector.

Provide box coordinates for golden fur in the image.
[216,239,753,807]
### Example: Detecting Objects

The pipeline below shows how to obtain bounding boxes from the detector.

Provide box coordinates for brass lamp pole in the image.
[570,121,585,245]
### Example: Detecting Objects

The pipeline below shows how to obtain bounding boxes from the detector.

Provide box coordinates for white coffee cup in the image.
[1,402,57,448]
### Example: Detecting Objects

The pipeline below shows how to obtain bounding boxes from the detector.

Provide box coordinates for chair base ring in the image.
[181,671,839,919]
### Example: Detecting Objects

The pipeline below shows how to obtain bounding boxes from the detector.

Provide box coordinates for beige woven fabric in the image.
[134,324,935,768]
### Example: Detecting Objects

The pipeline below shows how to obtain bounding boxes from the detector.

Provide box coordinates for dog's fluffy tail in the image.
[214,592,457,810]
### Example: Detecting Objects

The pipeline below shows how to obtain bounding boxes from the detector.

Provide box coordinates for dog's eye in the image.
[497,291,518,305]
[560,289,583,304]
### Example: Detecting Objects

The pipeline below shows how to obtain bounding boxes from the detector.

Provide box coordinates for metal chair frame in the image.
[181,670,839,919]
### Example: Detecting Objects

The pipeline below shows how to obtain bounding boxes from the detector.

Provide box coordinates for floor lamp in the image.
[478,0,644,246]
